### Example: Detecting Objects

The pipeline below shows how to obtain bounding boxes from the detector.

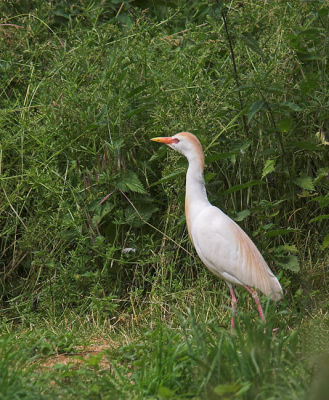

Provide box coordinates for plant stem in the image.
[222,9,249,137]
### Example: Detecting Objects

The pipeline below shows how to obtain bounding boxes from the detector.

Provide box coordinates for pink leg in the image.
[244,285,265,322]
[229,284,238,331]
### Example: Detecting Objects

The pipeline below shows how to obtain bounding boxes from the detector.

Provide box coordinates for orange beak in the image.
[151,137,177,144]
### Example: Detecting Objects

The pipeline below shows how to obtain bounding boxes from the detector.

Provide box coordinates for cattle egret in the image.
[151,132,282,329]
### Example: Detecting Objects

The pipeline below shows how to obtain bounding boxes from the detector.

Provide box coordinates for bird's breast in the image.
[185,196,193,243]
[185,196,211,244]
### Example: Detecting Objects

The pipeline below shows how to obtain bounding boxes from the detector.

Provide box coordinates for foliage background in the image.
[0,0,329,399]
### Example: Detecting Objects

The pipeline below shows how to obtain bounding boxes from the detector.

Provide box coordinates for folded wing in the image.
[191,206,283,300]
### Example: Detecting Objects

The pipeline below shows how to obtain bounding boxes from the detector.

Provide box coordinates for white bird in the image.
[151,132,282,329]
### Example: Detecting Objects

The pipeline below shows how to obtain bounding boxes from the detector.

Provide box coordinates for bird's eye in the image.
[172,138,179,144]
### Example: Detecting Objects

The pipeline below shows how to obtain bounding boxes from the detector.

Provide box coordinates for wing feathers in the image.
[232,225,283,300]
[191,206,283,300]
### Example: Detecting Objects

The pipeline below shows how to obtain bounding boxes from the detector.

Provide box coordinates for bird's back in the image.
[189,205,283,300]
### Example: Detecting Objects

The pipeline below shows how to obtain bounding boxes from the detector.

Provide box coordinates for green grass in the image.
[0,303,328,399]
[1,0,329,398]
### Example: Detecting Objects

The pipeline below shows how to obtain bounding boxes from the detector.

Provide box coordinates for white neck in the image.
[185,154,210,215]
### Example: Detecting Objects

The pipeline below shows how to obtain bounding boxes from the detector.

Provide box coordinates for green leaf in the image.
[322,234,329,250]
[224,180,263,195]
[231,139,252,153]
[313,195,329,208]
[276,255,300,272]
[236,382,252,396]
[214,381,251,397]
[125,104,152,118]
[265,228,299,238]
[309,214,329,223]
[293,141,322,151]
[124,201,158,227]
[214,382,241,395]
[294,175,315,191]
[318,7,329,17]
[205,172,216,183]
[92,202,115,224]
[314,168,329,184]
[300,54,323,61]
[83,352,104,367]
[206,151,237,163]
[233,209,250,222]
[247,100,265,123]
[262,159,275,179]
[125,84,148,99]
[264,85,284,94]
[278,117,293,133]
[276,244,298,253]
[279,102,302,112]
[158,385,175,398]
[149,146,168,162]
[116,171,146,193]
[261,223,275,231]
[150,169,185,187]
[207,2,224,18]
[241,33,265,58]
[273,244,299,272]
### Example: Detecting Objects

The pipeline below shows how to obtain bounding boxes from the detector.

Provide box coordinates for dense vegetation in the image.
[0,0,329,398]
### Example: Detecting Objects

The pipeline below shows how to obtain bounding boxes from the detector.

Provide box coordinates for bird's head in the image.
[151,132,204,170]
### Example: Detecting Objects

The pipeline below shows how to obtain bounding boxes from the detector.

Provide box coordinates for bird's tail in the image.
[266,275,283,301]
